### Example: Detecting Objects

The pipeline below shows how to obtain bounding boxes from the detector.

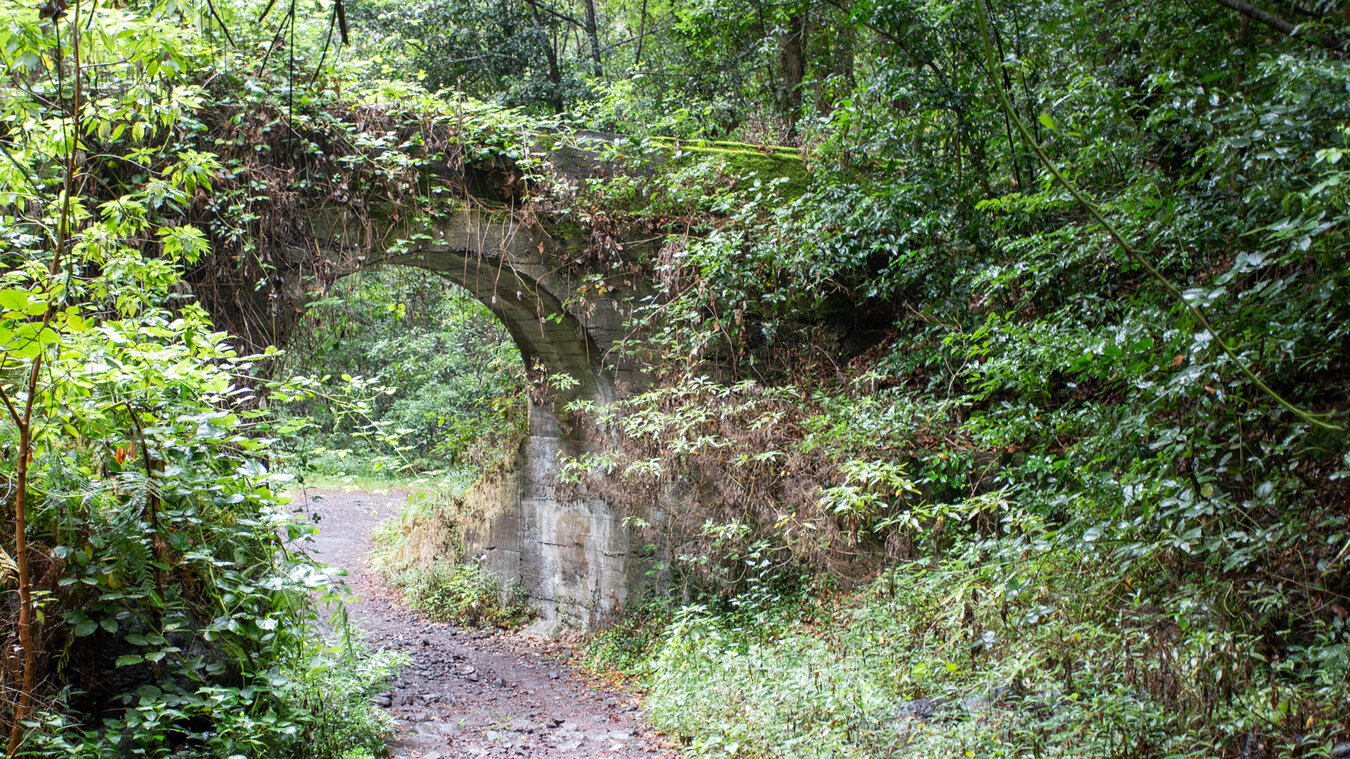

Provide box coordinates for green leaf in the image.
[1038,113,1056,131]
[74,620,98,637]
[0,289,28,312]
[115,655,143,667]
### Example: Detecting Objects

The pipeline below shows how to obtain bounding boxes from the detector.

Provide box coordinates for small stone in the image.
[485,729,502,744]
[962,694,993,714]
[897,697,943,720]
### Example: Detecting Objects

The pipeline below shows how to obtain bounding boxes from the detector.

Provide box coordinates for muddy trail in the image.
[297,488,682,759]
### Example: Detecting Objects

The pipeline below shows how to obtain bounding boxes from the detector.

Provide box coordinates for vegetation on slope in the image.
[536,1,1350,757]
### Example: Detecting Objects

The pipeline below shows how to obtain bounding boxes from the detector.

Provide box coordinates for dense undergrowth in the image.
[586,538,1350,758]
[553,2,1350,757]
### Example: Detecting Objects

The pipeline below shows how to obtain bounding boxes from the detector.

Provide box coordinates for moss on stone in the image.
[656,139,809,199]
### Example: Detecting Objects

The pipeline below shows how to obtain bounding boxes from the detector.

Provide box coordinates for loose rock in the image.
[299,488,682,759]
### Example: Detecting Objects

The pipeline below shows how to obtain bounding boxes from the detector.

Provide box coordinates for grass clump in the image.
[389,560,532,629]
[370,468,532,630]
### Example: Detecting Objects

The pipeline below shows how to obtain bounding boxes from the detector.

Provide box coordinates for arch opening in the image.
[282,266,528,477]
[287,207,651,632]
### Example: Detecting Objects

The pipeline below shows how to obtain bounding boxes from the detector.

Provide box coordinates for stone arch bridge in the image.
[198,131,807,631]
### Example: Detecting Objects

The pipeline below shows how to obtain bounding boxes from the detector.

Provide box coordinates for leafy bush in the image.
[24,644,404,759]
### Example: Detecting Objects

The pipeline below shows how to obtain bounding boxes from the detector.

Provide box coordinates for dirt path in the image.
[297,488,682,759]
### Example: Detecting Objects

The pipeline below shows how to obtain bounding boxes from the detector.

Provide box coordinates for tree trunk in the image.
[527,0,565,113]
[634,0,648,66]
[4,356,41,756]
[777,12,807,140]
[583,0,603,77]
[814,13,854,117]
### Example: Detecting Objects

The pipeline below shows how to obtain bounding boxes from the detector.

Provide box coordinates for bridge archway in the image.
[314,205,654,631]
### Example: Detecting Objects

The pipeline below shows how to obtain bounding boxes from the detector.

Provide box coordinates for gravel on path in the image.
[295,488,683,759]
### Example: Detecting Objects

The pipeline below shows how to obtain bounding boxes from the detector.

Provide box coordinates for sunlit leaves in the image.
[157,223,209,262]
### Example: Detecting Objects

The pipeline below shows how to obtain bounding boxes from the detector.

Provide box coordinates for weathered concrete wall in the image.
[406,212,650,631]
[480,407,641,633]
[391,405,643,633]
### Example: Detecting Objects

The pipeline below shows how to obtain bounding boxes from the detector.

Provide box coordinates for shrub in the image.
[390,560,532,630]
[23,642,404,759]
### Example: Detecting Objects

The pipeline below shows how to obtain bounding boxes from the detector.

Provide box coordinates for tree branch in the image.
[1209,0,1349,51]
[522,0,585,32]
